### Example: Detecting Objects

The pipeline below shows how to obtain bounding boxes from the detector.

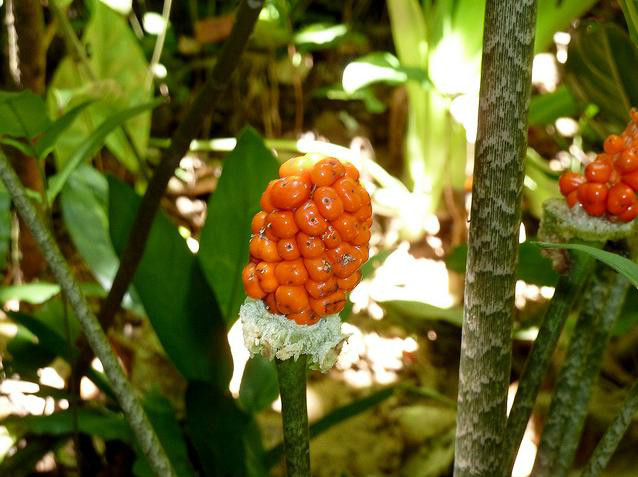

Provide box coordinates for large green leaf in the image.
[133,391,196,477]
[535,242,638,288]
[47,1,151,172]
[239,355,279,413]
[565,22,638,131]
[198,128,279,323]
[186,382,264,477]
[47,99,161,202]
[341,52,428,94]
[0,90,50,139]
[34,101,92,160]
[108,177,231,387]
[535,0,599,53]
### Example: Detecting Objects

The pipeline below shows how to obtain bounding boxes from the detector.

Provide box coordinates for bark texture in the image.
[276,356,310,477]
[453,2,537,477]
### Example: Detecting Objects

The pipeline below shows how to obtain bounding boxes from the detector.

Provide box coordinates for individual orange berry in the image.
[309,290,346,317]
[267,211,299,238]
[255,262,279,293]
[277,237,300,260]
[333,177,363,212]
[337,271,361,291]
[264,293,279,314]
[314,186,344,221]
[321,225,342,249]
[618,200,638,222]
[249,235,261,259]
[566,190,579,208]
[304,254,333,282]
[297,232,325,258]
[304,277,339,299]
[559,172,586,196]
[274,259,308,286]
[355,203,372,222]
[362,217,373,229]
[288,309,319,325]
[607,183,637,215]
[242,263,266,299]
[358,186,371,205]
[352,245,369,263]
[275,286,310,314]
[604,134,625,154]
[310,157,346,186]
[351,228,371,246]
[279,155,315,182]
[294,201,328,236]
[616,149,638,174]
[577,182,608,210]
[331,213,359,242]
[342,161,360,180]
[583,201,607,216]
[260,180,277,212]
[250,235,281,262]
[585,159,612,183]
[270,176,311,210]
[622,170,638,191]
[251,211,268,234]
[327,243,361,278]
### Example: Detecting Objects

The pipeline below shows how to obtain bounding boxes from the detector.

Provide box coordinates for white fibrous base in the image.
[239,298,346,372]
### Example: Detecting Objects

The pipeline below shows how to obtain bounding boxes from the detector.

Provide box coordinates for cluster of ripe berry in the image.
[559,111,638,223]
[242,155,371,325]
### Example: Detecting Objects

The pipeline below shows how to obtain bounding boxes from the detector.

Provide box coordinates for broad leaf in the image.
[198,128,279,323]
[47,1,151,172]
[565,23,638,131]
[342,52,427,94]
[619,0,638,48]
[0,90,50,139]
[47,99,161,202]
[108,177,231,387]
[34,101,93,159]
[535,0,599,53]
[239,356,279,413]
[535,242,638,288]
[186,382,264,477]
[381,300,463,327]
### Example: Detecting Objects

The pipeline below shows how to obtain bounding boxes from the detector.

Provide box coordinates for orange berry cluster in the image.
[242,155,371,326]
[559,111,638,223]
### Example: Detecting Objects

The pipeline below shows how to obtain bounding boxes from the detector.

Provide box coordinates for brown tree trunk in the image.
[4,0,47,280]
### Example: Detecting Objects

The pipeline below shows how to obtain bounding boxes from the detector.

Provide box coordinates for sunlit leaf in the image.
[0,90,50,139]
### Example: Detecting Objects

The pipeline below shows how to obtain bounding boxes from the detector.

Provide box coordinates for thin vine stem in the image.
[0,150,176,477]
[276,356,310,477]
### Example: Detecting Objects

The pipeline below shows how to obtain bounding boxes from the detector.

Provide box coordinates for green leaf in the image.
[34,101,93,160]
[239,356,279,413]
[266,386,397,468]
[133,391,196,477]
[565,22,638,131]
[447,241,559,287]
[342,52,427,94]
[381,300,463,327]
[619,0,638,47]
[186,382,263,477]
[108,177,231,387]
[528,87,581,126]
[294,23,349,49]
[535,0,599,53]
[47,99,161,202]
[0,283,61,305]
[0,90,50,139]
[47,1,151,172]
[535,242,638,288]
[5,326,55,378]
[198,128,279,323]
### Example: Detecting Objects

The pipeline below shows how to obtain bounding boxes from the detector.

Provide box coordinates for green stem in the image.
[0,151,176,477]
[453,1,537,476]
[276,356,310,477]
[531,265,630,477]
[580,378,638,477]
[502,248,596,474]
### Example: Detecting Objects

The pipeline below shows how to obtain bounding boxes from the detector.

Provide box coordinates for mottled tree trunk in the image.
[4,0,46,280]
[453,2,537,477]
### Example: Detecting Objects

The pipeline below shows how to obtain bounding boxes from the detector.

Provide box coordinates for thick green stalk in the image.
[276,356,310,477]
[502,249,596,474]
[531,266,629,477]
[453,2,537,477]
[0,151,176,477]
[580,377,638,477]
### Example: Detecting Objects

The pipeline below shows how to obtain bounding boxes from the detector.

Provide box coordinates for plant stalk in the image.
[580,377,638,477]
[531,264,630,477]
[502,248,596,474]
[276,356,310,477]
[0,151,176,477]
[453,1,537,476]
